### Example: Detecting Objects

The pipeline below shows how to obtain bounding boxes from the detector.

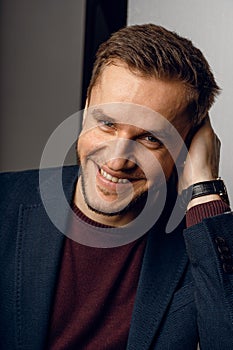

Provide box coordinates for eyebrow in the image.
[146,128,171,140]
[90,108,172,140]
[91,108,116,123]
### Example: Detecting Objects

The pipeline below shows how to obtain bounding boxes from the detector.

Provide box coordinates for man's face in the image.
[75,63,192,226]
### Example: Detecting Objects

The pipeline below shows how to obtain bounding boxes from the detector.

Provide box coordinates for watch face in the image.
[216,180,230,205]
[215,179,223,192]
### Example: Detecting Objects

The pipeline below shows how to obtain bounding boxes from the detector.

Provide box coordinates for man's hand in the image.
[178,115,221,209]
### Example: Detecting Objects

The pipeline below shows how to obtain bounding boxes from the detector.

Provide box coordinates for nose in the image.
[106,138,137,171]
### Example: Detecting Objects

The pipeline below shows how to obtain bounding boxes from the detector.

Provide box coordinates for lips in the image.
[94,164,137,196]
[100,168,128,184]
[96,167,131,192]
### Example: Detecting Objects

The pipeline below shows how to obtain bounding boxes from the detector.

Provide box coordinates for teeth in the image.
[100,168,128,184]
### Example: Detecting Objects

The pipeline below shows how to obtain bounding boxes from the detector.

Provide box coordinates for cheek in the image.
[77,130,101,157]
[151,150,175,181]
[160,154,175,179]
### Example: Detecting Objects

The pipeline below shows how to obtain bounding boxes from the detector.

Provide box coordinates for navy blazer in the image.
[1,166,233,350]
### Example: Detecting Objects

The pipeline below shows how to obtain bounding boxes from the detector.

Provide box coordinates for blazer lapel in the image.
[15,166,78,350]
[127,222,188,350]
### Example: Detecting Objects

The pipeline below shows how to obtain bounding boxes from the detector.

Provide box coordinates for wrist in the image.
[181,178,230,210]
[183,174,217,190]
[187,194,222,210]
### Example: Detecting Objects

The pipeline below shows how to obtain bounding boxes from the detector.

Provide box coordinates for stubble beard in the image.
[79,165,148,218]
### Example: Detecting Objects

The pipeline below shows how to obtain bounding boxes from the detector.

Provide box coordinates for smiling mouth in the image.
[100,168,129,184]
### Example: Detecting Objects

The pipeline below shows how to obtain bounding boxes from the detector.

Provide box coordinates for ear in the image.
[82,99,89,126]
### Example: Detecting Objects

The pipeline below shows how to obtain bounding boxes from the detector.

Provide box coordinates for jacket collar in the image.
[15,166,78,350]
[127,220,188,350]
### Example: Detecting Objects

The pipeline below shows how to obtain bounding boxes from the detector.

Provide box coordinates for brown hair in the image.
[87,24,220,125]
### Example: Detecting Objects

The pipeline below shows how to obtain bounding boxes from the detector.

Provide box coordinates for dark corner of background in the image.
[81,0,128,108]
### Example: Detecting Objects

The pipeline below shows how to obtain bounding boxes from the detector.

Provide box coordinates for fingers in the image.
[179,114,221,190]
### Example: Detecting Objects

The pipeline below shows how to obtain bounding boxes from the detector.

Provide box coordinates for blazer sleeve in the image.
[183,211,233,349]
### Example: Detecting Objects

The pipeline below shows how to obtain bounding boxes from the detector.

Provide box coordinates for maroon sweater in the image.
[46,200,230,350]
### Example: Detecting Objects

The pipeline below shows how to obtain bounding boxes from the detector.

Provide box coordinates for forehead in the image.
[89,64,191,124]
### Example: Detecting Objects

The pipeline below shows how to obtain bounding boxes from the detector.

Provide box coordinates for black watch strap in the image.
[181,178,230,206]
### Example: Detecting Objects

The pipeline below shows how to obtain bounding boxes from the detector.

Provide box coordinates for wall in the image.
[128,0,233,203]
[0,0,86,171]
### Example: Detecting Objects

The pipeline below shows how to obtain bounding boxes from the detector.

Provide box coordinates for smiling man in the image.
[1,24,233,350]
[75,65,192,227]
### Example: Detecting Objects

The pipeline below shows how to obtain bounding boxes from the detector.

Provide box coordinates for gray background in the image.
[128,0,233,203]
[1,0,232,204]
[0,0,85,171]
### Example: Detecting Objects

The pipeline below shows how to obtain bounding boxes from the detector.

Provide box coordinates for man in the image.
[0,24,233,350]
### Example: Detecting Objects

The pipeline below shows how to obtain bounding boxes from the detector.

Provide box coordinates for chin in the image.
[84,189,148,219]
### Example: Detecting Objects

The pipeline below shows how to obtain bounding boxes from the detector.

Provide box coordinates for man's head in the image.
[75,24,220,227]
[87,23,220,125]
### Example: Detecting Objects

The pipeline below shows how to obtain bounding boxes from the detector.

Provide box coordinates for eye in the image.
[145,135,158,143]
[98,119,116,131]
[101,120,114,127]
[139,134,163,149]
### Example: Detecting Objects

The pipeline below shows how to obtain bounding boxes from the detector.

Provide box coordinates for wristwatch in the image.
[181,177,230,206]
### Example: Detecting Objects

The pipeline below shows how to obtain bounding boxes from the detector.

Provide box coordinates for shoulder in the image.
[0,165,79,205]
[0,168,39,186]
[0,168,39,205]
